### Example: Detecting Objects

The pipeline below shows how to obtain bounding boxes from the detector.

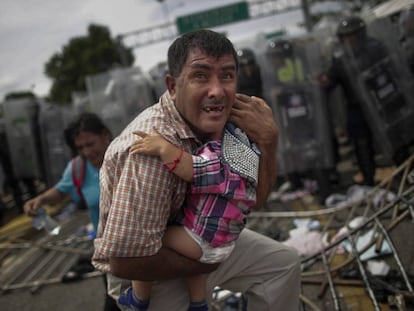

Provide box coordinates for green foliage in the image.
[45,24,134,105]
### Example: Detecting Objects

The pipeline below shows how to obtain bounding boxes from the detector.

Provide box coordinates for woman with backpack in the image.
[23,112,119,311]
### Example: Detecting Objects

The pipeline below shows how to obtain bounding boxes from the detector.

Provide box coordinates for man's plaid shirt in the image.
[93,92,198,272]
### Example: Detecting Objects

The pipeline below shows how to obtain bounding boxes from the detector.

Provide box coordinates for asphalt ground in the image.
[0,276,106,311]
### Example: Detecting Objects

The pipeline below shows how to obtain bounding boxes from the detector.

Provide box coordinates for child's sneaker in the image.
[118,287,149,311]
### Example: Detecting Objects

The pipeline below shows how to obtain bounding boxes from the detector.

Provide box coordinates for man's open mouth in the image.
[203,106,224,112]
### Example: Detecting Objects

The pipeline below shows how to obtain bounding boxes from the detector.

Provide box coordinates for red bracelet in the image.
[163,147,184,172]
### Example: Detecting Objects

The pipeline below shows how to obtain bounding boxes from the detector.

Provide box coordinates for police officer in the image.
[265,39,305,190]
[266,39,295,84]
[236,48,263,98]
[0,130,29,211]
[318,16,390,186]
[265,38,337,199]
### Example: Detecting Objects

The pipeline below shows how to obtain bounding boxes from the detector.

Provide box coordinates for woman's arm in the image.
[23,187,67,216]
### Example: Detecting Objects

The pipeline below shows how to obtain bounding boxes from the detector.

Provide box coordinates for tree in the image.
[45,24,134,105]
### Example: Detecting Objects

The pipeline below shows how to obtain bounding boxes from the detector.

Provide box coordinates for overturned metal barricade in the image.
[245,155,414,310]
[0,210,98,294]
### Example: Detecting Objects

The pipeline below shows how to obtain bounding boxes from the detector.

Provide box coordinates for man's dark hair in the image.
[64,112,111,155]
[167,29,238,77]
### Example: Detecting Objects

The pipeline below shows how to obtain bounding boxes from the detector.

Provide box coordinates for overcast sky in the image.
[0,0,309,100]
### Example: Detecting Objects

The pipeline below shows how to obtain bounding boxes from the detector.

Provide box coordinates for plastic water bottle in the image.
[32,207,61,235]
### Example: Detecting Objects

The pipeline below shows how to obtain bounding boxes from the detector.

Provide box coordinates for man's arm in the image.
[109,247,218,281]
[229,93,278,208]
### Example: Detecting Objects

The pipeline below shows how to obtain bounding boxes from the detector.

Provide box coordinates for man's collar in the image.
[160,91,200,143]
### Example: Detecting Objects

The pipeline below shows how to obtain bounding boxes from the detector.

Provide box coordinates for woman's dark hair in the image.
[167,29,238,77]
[63,112,111,156]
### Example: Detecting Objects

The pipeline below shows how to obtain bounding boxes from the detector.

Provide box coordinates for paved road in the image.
[1,276,106,311]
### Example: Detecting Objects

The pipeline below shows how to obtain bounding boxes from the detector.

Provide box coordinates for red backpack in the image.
[71,155,87,209]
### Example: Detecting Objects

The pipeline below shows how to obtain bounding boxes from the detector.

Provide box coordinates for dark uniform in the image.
[236,48,263,98]
[323,16,389,186]
[265,38,337,198]
[0,131,26,209]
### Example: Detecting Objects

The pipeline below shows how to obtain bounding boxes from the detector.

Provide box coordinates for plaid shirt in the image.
[178,140,256,247]
[93,92,199,272]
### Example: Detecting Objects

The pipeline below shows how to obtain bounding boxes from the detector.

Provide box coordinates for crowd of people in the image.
[0,9,413,311]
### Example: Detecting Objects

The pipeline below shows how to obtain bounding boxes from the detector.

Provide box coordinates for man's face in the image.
[167,49,237,141]
[74,131,110,168]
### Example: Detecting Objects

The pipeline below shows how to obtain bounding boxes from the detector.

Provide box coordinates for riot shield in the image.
[259,35,335,177]
[86,67,154,136]
[340,18,414,162]
[2,97,43,180]
[149,62,168,100]
[313,25,348,134]
[0,118,5,190]
[38,102,74,187]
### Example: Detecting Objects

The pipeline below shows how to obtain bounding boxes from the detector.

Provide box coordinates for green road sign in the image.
[176,2,250,34]
[265,29,287,40]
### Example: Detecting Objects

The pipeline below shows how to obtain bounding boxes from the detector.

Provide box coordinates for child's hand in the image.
[130,129,169,156]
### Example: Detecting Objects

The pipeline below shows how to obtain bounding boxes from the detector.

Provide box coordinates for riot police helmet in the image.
[266,39,293,58]
[336,16,366,39]
[237,48,256,66]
